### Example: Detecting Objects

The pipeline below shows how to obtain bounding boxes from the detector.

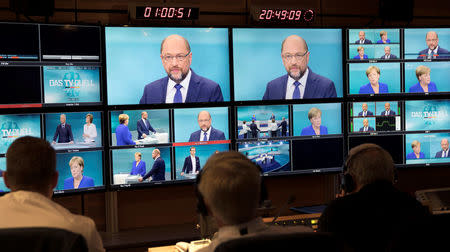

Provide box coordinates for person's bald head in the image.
[426,31,439,51]
[160,34,191,53]
[281,35,308,53]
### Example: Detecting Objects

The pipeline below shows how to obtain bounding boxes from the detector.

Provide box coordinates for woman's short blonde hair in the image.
[415,65,430,80]
[308,107,322,120]
[357,46,364,52]
[119,114,129,124]
[411,140,420,149]
[366,65,380,77]
[379,30,387,37]
[86,113,94,123]
[135,152,142,158]
[69,156,84,169]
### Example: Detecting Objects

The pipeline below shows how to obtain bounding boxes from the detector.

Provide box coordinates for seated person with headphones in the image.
[319,143,431,251]
[195,151,311,252]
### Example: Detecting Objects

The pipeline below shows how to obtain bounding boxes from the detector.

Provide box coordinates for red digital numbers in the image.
[258,8,314,22]
[142,7,192,19]
[144,7,152,18]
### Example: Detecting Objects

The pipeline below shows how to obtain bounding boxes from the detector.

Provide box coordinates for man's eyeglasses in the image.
[162,52,191,62]
[282,51,309,61]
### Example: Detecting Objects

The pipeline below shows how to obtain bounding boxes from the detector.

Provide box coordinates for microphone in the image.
[271,195,296,225]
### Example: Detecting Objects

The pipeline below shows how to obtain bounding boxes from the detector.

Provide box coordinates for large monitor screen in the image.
[44,112,102,150]
[238,140,291,173]
[348,63,401,95]
[405,133,450,164]
[40,25,101,61]
[405,100,450,131]
[349,135,404,164]
[43,66,101,105]
[0,114,41,154]
[291,138,343,172]
[348,29,401,60]
[0,66,42,107]
[236,105,289,139]
[105,27,230,105]
[233,28,343,101]
[349,101,401,133]
[111,147,172,185]
[404,62,450,94]
[404,28,450,59]
[0,23,39,60]
[54,150,104,192]
[292,103,342,136]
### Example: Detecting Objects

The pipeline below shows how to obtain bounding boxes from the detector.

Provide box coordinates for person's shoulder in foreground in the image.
[0,136,104,252]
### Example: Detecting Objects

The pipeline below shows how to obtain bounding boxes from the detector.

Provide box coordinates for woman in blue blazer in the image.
[130,152,146,177]
[359,65,389,94]
[63,156,95,189]
[408,65,438,93]
[406,140,426,160]
[116,114,136,146]
[353,46,368,60]
[301,107,328,136]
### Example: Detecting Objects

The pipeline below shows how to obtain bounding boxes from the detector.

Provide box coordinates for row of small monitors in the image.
[0,23,100,61]
[1,132,449,194]
[2,61,449,107]
[0,99,448,155]
[2,25,450,107]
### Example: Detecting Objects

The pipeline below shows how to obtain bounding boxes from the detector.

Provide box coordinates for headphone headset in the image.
[195,162,268,217]
[341,144,397,194]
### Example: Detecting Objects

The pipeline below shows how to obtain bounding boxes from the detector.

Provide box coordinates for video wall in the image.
[0,23,449,194]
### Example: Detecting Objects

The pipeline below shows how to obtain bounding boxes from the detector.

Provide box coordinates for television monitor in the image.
[238,140,290,173]
[236,105,289,139]
[111,147,172,185]
[174,143,229,180]
[348,135,404,164]
[42,66,101,105]
[404,28,450,59]
[0,66,42,107]
[292,103,342,137]
[0,23,39,60]
[405,100,450,132]
[349,101,401,133]
[0,157,8,193]
[404,61,450,94]
[348,63,401,95]
[291,138,343,172]
[232,28,343,101]
[0,114,41,155]
[348,29,400,60]
[405,133,450,164]
[40,25,101,61]
[173,107,229,143]
[110,109,170,146]
[44,112,102,150]
[54,150,104,193]
[105,27,230,105]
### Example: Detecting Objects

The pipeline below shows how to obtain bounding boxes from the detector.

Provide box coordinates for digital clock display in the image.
[256,8,315,22]
[135,6,199,20]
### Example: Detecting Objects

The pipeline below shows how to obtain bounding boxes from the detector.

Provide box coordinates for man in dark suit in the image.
[188,111,225,142]
[52,114,74,144]
[380,46,398,59]
[263,35,337,100]
[355,31,372,44]
[435,139,449,158]
[249,120,260,138]
[137,111,156,140]
[359,119,374,132]
[139,149,165,182]
[280,117,288,136]
[380,102,396,116]
[181,147,201,177]
[418,31,449,59]
[139,34,223,104]
[358,103,374,117]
